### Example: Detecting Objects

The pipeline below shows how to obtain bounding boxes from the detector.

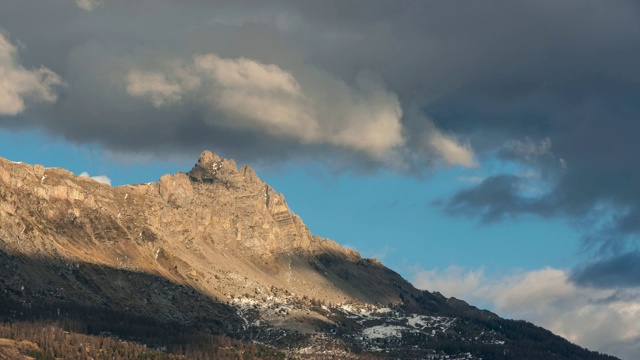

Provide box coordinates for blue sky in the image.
[2,1,640,358]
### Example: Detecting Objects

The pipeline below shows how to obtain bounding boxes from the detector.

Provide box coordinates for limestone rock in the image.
[158,173,193,207]
[187,150,241,184]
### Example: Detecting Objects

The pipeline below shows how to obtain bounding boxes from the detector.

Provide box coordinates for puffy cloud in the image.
[126,71,193,107]
[125,53,407,163]
[412,266,640,360]
[193,54,318,142]
[0,33,62,115]
[79,172,111,186]
[194,54,301,95]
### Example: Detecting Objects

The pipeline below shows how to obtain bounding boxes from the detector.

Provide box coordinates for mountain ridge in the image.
[0,151,618,359]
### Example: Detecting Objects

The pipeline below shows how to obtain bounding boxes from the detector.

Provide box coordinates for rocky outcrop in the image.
[158,172,193,207]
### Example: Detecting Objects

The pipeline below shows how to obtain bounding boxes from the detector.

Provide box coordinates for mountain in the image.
[0,151,618,359]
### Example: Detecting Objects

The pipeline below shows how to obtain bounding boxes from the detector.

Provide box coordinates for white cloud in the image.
[124,53,479,167]
[125,54,408,163]
[426,130,477,167]
[194,54,319,141]
[413,112,476,168]
[194,54,301,95]
[412,265,640,360]
[126,71,193,107]
[75,0,103,12]
[0,33,63,115]
[326,73,404,159]
[79,172,111,186]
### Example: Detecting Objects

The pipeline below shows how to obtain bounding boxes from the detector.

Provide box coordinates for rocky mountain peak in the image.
[197,149,221,164]
[187,150,239,183]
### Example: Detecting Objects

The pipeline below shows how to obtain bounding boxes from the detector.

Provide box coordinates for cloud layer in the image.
[0,0,482,170]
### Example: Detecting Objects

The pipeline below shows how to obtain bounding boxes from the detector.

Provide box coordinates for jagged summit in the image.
[186,151,264,192]
[187,150,237,183]
[197,149,222,165]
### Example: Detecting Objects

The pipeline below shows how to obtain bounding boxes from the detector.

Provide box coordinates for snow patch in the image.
[362,325,407,339]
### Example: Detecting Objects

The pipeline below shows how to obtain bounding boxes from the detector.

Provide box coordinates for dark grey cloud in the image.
[445,175,548,222]
[445,125,640,285]
[572,252,640,289]
[2,0,635,167]
[4,0,471,169]
[2,1,640,286]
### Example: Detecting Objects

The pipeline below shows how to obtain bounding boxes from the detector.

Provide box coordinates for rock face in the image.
[0,152,619,360]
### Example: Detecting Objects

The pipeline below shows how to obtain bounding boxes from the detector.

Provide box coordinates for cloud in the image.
[125,53,407,163]
[0,0,487,171]
[498,138,553,162]
[572,251,640,289]
[126,71,194,107]
[443,131,640,262]
[445,174,549,222]
[426,130,477,167]
[0,33,62,115]
[79,172,111,186]
[412,265,640,360]
[74,0,102,12]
